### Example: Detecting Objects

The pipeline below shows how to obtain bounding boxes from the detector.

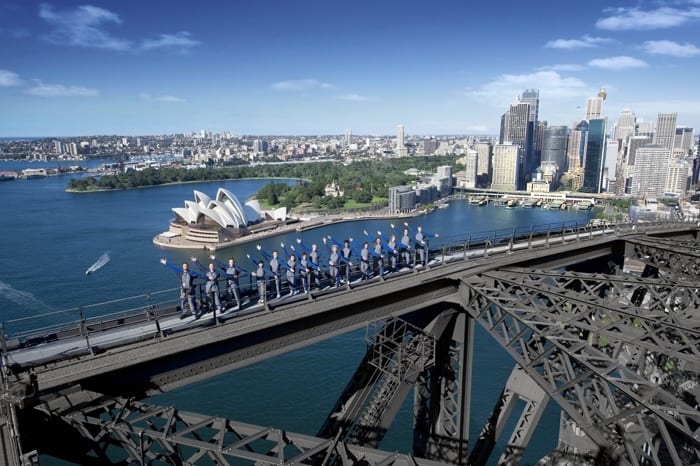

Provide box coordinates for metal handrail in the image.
[2,218,697,355]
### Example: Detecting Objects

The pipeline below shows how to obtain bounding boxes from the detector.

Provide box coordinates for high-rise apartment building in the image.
[630,145,671,196]
[388,186,416,214]
[344,129,352,147]
[541,125,568,170]
[491,143,521,191]
[396,125,406,156]
[463,150,478,188]
[654,113,677,150]
[581,118,606,193]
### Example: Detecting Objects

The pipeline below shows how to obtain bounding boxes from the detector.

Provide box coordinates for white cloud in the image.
[588,56,648,70]
[336,94,375,101]
[596,6,700,31]
[39,3,131,50]
[140,92,185,102]
[536,64,585,72]
[468,71,592,105]
[643,40,700,57]
[271,79,333,91]
[38,3,200,53]
[140,32,199,53]
[0,69,22,86]
[25,79,98,97]
[545,35,612,49]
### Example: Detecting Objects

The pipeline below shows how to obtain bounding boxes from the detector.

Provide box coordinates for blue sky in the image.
[1,0,699,137]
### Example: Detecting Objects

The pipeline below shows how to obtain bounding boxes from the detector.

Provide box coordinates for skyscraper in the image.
[585,87,606,120]
[674,127,694,151]
[344,129,352,147]
[666,160,689,196]
[654,113,677,150]
[581,118,606,193]
[622,135,652,193]
[566,121,588,172]
[630,145,671,196]
[541,125,568,170]
[491,143,521,191]
[475,142,492,181]
[520,89,539,125]
[396,125,406,156]
[613,110,636,142]
[499,101,531,188]
[463,150,478,188]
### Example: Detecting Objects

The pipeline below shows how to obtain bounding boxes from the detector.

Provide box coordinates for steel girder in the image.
[626,237,700,281]
[461,269,700,466]
[413,312,472,465]
[39,394,450,466]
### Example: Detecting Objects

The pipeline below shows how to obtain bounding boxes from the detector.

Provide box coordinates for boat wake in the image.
[86,251,110,275]
[0,280,55,312]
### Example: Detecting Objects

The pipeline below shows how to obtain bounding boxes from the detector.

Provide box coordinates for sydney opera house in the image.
[153,187,288,249]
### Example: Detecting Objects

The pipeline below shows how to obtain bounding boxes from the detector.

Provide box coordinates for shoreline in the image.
[152,209,427,251]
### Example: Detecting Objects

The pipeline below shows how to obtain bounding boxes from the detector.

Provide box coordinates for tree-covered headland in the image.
[67,156,461,211]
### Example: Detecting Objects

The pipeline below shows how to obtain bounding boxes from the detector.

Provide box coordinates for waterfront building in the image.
[541,125,568,171]
[580,118,606,193]
[54,140,63,154]
[414,184,438,204]
[388,186,417,213]
[526,168,551,192]
[654,113,677,150]
[630,145,671,197]
[491,143,521,191]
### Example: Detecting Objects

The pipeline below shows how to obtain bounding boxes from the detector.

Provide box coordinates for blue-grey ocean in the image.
[0,160,594,465]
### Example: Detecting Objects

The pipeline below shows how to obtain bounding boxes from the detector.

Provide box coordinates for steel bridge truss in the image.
[626,237,700,281]
[37,391,450,466]
[461,267,700,466]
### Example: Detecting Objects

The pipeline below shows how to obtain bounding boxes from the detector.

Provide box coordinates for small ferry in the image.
[521,199,536,208]
[576,202,594,211]
[506,199,519,208]
[494,197,509,207]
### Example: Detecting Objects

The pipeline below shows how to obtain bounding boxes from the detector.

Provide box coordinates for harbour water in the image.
[0,161,595,465]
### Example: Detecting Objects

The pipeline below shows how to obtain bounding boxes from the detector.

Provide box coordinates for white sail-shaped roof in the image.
[172,188,272,228]
[194,190,212,208]
[216,188,249,225]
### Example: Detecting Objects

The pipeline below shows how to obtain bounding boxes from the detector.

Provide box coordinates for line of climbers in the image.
[160,224,438,319]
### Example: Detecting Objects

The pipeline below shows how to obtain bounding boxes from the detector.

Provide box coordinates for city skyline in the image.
[1,0,700,137]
